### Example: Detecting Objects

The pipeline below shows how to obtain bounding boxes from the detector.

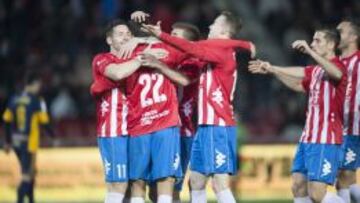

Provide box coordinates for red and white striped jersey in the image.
[159,33,253,126]
[300,57,346,144]
[342,51,360,136]
[126,42,186,136]
[91,53,128,137]
[177,58,204,136]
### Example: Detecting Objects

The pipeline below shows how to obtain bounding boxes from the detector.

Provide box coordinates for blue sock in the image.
[17,181,31,203]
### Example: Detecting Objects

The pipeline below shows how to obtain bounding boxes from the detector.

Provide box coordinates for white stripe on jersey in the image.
[320,81,330,143]
[343,56,357,134]
[101,122,106,137]
[206,66,215,124]
[219,118,225,126]
[110,88,118,137]
[353,60,360,134]
[121,94,128,135]
[198,73,204,123]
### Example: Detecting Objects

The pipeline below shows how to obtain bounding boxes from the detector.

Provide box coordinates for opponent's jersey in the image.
[126,42,185,136]
[159,33,252,126]
[177,58,203,136]
[91,52,128,137]
[341,51,360,136]
[300,57,346,144]
[2,92,50,152]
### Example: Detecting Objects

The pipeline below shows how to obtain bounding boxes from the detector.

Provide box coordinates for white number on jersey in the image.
[139,73,167,107]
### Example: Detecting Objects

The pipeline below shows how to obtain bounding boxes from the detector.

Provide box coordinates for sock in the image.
[191,190,206,203]
[322,192,345,203]
[104,192,124,203]
[294,196,312,203]
[130,197,145,203]
[157,195,172,203]
[173,200,181,203]
[17,181,31,203]
[350,184,360,202]
[337,189,350,203]
[215,189,236,203]
[123,198,130,203]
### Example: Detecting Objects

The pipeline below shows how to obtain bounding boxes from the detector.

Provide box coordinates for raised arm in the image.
[292,40,342,81]
[104,58,143,81]
[249,60,305,92]
[140,53,191,86]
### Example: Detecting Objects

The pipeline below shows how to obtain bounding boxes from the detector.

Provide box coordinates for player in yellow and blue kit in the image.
[2,72,54,203]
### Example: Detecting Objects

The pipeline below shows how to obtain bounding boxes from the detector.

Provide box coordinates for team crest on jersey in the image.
[212,87,224,107]
[182,99,193,117]
[100,100,109,117]
[215,149,226,168]
[345,148,356,165]
[321,159,331,177]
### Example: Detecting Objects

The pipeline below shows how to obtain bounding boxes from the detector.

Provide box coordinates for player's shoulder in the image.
[331,57,346,69]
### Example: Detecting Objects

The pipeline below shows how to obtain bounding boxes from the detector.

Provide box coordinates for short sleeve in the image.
[92,54,114,75]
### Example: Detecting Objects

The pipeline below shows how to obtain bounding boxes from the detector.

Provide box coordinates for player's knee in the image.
[291,178,307,196]
[212,174,230,193]
[337,170,355,188]
[308,189,326,203]
[106,182,128,193]
[131,180,146,197]
[21,173,32,182]
[190,172,207,190]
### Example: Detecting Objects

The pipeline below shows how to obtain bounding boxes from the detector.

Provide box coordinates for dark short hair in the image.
[172,22,201,41]
[316,27,341,50]
[342,18,360,47]
[24,71,41,85]
[104,19,129,37]
[221,11,242,37]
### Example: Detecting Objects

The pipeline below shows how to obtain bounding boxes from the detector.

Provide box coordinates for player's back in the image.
[4,92,45,135]
[126,42,185,136]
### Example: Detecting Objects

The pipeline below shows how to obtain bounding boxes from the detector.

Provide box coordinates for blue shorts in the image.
[174,136,194,191]
[190,125,237,176]
[292,143,342,185]
[128,127,182,182]
[339,135,360,170]
[97,136,128,182]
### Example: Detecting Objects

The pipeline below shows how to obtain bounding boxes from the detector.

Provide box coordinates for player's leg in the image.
[151,127,182,203]
[337,135,360,203]
[128,134,152,203]
[98,136,129,203]
[189,126,210,203]
[173,136,193,203]
[306,143,344,203]
[210,126,237,203]
[291,143,311,203]
[14,142,33,203]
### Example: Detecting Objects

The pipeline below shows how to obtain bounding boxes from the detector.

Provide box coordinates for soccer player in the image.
[336,19,360,203]
[90,19,144,203]
[170,22,203,203]
[142,11,255,203]
[248,28,346,203]
[2,72,53,203]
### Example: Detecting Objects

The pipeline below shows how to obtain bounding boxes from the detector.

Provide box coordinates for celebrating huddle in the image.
[90,9,360,203]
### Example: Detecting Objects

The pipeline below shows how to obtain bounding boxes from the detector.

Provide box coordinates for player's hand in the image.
[138,53,163,69]
[248,60,271,74]
[117,38,141,59]
[143,48,169,59]
[131,11,150,23]
[292,40,311,54]
[3,143,12,154]
[141,21,162,37]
